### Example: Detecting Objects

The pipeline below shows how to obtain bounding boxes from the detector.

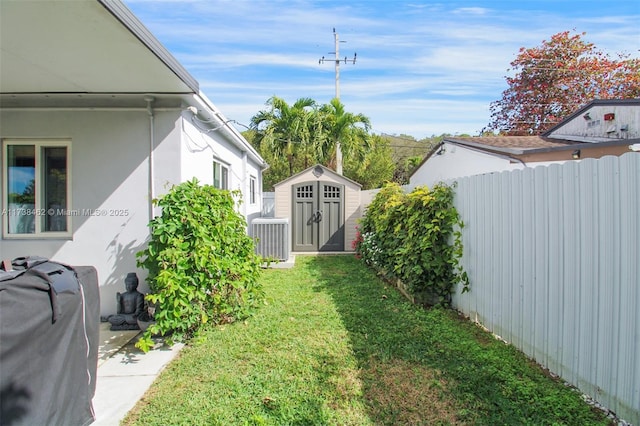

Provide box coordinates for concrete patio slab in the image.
[92,323,184,425]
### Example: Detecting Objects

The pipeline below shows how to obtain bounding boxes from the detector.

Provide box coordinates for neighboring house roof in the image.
[447,135,636,159]
[410,98,640,179]
[0,0,266,168]
[409,135,638,179]
[446,136,578,155]
[411,136,576,175]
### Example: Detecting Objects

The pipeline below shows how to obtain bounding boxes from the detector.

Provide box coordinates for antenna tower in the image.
[318,28,357,174]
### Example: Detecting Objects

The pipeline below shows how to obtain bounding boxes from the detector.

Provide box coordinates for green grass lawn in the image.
[123,255,610,425]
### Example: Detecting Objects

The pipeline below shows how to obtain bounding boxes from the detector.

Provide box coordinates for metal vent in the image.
[251,218,289,261]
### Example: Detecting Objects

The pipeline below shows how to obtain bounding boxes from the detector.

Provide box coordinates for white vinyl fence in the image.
[262,192,275,217]
[452,153,639,425]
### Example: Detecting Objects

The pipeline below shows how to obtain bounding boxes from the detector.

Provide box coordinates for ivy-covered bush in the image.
[355,182,469,306]
[135,179,264,351]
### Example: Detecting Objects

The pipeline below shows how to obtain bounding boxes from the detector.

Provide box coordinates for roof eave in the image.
[98,0,199,94]
[190,93,268,169]
[444,138,528,155]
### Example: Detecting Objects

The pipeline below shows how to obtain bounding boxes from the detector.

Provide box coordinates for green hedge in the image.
[355,182,469,306]
[135,179,264,351]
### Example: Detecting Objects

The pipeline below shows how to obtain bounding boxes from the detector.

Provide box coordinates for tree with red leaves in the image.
[489,31,640,135]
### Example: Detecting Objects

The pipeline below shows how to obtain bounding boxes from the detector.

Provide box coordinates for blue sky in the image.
[125,0,640,139]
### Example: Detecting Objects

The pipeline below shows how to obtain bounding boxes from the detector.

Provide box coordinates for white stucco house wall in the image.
[0,0,267,315]
[410,99,640,188]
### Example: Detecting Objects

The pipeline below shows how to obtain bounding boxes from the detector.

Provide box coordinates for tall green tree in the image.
[344,134,394,189]
[249,96,390,190]
[489,31,640,135]
[250,96,317,176]
[318,98,371,175]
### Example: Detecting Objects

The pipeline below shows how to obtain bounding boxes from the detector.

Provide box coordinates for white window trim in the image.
[2,139,72,239]
[213,158,230,190]
[249,175,257,204]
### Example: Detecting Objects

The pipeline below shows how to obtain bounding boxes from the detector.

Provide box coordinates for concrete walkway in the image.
[91,323,184,425]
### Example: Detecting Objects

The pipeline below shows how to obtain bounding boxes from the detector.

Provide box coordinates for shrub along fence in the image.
[359,153,639,424]
[355,182,468,306]
[451,153,639,424]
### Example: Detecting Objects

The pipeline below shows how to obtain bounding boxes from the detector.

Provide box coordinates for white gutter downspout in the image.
[144,95,156,220]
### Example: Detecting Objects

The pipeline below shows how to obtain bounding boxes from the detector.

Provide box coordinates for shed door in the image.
[293,181,344,252]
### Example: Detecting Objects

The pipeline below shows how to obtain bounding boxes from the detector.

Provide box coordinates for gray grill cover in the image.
[0,258,99,426]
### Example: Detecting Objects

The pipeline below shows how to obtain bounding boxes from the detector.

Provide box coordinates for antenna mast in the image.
[318,28,357,98]
[318,28,357,174]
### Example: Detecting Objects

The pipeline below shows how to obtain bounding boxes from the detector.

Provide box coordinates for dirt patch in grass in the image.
[363,357,471,425]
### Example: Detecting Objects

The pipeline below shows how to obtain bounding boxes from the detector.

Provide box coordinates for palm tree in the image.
[250,96,317,176]
[318,98,371,175]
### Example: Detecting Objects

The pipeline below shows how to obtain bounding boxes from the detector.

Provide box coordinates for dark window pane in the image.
[43,146,67,232]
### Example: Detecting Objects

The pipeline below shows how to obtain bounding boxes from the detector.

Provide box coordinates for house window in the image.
[249,176,257,204]
[213,160,228,190]
[3,140,71,238]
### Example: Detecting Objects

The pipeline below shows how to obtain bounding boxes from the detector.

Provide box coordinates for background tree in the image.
[250,96,317,176]
[381,134,442,184]
[489,31,640,135]
[318,98,371,174]
[247,97,449,190]
[8,179,35,204]
[344,134,395,189]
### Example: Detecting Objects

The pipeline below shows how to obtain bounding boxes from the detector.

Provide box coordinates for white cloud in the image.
[125,0,640,138]
[453,7,490,15]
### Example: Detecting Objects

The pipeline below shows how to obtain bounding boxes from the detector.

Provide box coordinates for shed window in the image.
[323,185,341,199]
[296,185,314,199]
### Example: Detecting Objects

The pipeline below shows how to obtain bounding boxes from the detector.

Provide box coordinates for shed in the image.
[274,165,361,252]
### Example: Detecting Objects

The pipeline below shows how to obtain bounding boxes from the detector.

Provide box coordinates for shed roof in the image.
[274,164,362,189]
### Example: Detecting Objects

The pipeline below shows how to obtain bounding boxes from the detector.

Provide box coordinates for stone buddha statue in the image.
[108,272,145,331]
